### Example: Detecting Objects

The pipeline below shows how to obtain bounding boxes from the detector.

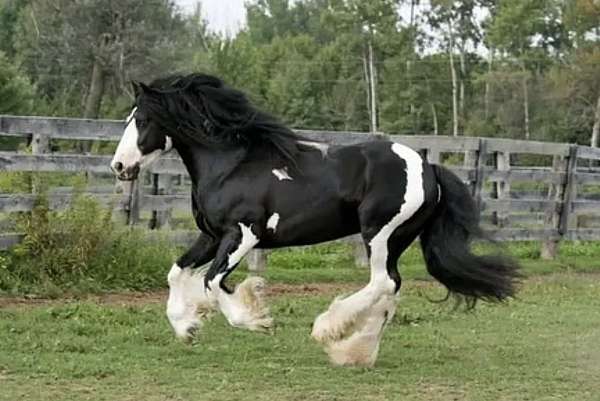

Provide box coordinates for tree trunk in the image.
[522,73,530,140]
[407,59,416,133]
[485,49,493,119]
[362,51,371,131]
[408,0,417,134]
[459,49,466,127]
[448,21,459,137]
[84,59,106,119]
[591,92,600,148]
[367,39,378,134]
[431,103,438,135]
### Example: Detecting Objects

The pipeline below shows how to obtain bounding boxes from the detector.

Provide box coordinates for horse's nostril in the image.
[113,162,124,173]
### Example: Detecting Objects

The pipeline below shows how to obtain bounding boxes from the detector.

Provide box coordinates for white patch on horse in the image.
[227,223,259,269]
[368,142,424,281]
[298,140,329,157]
[272,167,292,181]
[166,263,215,340]
[312,142,425,345]
[324,295,397,367]
[163,135,173,152]
[437,184,442,203]
[267,213,280,232]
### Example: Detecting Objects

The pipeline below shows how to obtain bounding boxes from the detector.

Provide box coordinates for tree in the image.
[0,0,29,57]
[15,0,187,118]
[486,0,566,139]
[427,0,483,136]
[562,0,600,147]
[0,51,36,114]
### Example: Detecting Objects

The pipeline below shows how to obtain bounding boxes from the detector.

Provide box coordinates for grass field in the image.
[1,244,600,401]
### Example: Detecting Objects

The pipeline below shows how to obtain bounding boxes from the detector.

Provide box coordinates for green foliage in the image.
[0,50,36,114]
[0,0,597,142]
[1,195,177,295]
[13,0,191,118]
[0,0,28,56]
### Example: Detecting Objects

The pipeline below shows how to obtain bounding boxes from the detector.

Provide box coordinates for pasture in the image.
[1,242,599,401]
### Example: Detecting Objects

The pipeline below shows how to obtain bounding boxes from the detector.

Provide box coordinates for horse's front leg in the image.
[204,223,273,332]
[167,234,219,340]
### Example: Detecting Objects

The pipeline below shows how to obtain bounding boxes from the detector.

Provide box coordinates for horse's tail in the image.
[419,164,520,305]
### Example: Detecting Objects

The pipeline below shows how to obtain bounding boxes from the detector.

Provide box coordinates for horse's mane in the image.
[142,73,307,165]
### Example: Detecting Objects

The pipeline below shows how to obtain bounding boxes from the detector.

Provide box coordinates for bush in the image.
[0,194,177,295]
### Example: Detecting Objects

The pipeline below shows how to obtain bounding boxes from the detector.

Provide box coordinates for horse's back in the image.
[259,139,436,248]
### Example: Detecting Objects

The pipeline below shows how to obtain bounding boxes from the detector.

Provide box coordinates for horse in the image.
[110,73,520,367]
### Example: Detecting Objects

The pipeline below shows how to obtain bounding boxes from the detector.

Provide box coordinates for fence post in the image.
[558,146,578,236]
[121,179,140,226]
[464,148,478,194]
[473,139,487,206]
[151,173,172,229]
[427,149,441,164]
[247,249,268,273]
[491,151,511,227]
[541,146,577,259]
[31,134,50,193]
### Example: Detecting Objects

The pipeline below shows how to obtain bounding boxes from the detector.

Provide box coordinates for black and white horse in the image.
[110,73,519,366]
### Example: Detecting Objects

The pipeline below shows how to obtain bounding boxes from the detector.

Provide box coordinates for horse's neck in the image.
[173,141,246,189]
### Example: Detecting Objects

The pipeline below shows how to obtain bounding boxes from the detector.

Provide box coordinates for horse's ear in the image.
[131,81,153,97]
[131,81,142,97]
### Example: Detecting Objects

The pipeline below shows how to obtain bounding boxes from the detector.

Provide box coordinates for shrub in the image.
[1,194,177,295]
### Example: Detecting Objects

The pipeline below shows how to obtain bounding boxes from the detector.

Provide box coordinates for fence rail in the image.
[1,114,600,267]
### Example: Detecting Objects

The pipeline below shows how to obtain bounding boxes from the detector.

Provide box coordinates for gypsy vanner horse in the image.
[110,73,519,367]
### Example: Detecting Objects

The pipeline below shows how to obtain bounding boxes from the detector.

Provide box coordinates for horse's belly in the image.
[258,200,360,248]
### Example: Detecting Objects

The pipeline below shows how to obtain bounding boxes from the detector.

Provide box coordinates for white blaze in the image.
[112,107,142,170]
[110,107,172,174]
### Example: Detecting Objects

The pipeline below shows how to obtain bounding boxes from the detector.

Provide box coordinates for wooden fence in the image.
[1,115,600,268]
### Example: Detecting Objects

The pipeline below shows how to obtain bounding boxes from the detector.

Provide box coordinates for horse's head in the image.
[110,81,172,181]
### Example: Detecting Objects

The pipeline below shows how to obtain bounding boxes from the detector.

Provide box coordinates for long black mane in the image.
[142,73,308,164]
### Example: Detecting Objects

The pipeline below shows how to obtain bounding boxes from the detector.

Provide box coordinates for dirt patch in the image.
[266,282,361,297]
[0,291,166,309]
[1,272,593,309]
[0,282,365,309]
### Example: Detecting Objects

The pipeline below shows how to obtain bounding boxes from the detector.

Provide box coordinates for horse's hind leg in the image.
[323,293,397,367]
[311,214,403,342]
[314,227,419,366]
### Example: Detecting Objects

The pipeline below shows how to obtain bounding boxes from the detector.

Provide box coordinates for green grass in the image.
[3,236,600,296]
[1,272,599,401]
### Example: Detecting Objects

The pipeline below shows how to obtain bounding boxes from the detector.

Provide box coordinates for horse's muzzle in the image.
[112,162,140,181]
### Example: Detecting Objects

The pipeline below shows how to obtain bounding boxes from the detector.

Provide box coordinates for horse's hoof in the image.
[185,322,200,338]
[253,316,274,332]
[170,317,202,342]
[325,333,381,367]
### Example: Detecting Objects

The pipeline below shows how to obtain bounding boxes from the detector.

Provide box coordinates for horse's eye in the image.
[137,119,148,129]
